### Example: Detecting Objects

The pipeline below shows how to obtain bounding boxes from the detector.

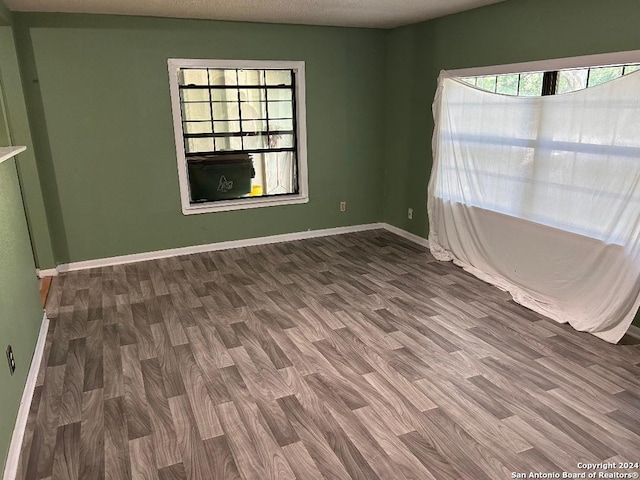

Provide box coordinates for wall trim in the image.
[36,268,58,279]
[55,223,385,273]
[0,147,26,165]
[3,313,49,480]
[381,223,429,248]
[42,223,432,275]
[626,324,640,341]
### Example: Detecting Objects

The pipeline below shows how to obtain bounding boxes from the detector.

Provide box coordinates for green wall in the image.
[12,13,386,265]
[0,26,55,269]
[0,0,11,26]
[0,84,9,145]
[0,155,43,474]
[0,19,48,475]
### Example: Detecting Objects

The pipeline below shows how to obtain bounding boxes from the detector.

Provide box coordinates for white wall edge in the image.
[56,223,385,273]
[3,312,49,480]
[626,324,640,341]
[381,223,429,248]
[36,268,58,279]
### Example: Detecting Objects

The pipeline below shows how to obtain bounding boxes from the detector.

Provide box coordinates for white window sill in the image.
[0,146,26,165]
[182,194,309,215]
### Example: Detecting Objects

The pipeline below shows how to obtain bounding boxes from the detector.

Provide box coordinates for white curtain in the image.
[428,70,640,343]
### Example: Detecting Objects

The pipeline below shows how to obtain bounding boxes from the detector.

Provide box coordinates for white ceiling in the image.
[4,0,507,29]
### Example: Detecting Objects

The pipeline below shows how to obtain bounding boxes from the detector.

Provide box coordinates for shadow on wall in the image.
[12,25,70,264]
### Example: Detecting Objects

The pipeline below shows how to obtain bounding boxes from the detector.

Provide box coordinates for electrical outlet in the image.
[408,208,413,220]
[340,201,347,212]
[6,345,15,375]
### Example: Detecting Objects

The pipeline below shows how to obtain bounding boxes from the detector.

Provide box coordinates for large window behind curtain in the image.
[428,70,640,343]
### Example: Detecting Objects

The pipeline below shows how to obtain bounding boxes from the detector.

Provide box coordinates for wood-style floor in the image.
[16,230,640,480]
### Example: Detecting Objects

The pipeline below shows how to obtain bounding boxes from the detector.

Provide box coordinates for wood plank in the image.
[58,339,85,426]
[79,389,105,480]
[104,397,132,480]
[129,436,159,480]
[168,395,213,480]
[140,357,182,469]
[173,344,224,440]
[202,436,242,480]
[121,344,152,440]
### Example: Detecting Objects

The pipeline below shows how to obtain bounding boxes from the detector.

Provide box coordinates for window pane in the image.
[270,133,294,148]
[268,119,294,132]
[241,102,266,120]
[242,119,267,133]
[476,76,497,92]
[518,72,543,96]
[180,89,209,102]
[461,77,477,86]
[265,70,292,86]
[186,137,214,153]
[212,103,240,120]
[262,151,296,194]
[496,74,519,95]
[249,151,296,196]
[183,121,212,134]
[213,121,240,133]
[556,68,588,94]
[215,136,243,151]
[211,88,238,102]
[239,88,265,102]
[237,69,264,86]
[587,66,623,87]
[623,64,640,75]
[268,101,293,119]
[180,69,208,86]
[243,133,269,150]
[267,89,292,101]
[208,69,237,86]
[182,102,211,121]
[187,154,256,202]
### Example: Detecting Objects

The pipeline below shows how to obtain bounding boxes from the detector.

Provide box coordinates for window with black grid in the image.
[168,59,308,214]
[178,68,297,156]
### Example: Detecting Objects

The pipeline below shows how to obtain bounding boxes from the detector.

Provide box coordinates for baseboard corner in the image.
[381,223,430,249]
[36,268,58,279]
[626,324,640,341]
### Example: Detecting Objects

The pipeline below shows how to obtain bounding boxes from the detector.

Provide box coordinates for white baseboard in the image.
[37,222,429,275]
[626,324,640,341]
[381,223,429,248]
[36,268,58,279]
[3,313,49,480]
[55,223,385,273]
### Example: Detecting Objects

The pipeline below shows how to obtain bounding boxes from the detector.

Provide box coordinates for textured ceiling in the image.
[4,0,507,29]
